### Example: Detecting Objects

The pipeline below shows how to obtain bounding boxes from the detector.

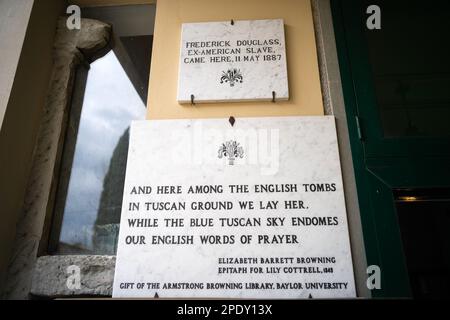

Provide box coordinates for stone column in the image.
[4,17,111,300]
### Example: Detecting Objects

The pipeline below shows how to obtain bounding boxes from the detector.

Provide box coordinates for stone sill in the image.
[31,255,115,298]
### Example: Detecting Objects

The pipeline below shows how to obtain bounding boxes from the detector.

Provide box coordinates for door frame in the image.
[331,0,450,298]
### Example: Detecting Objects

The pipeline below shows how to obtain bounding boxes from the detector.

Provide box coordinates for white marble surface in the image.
[177,19,289,103]
[113,116,356,298]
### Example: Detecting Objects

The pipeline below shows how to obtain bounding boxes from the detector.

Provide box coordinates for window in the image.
[48,5,155,255]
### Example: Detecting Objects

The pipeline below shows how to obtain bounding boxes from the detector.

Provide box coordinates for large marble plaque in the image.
[113,116,356,298]
[177,19,289,103]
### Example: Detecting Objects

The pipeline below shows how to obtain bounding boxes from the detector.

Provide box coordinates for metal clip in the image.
[231,19,234,25]
[190,94,195,106]
[272,91,276,103]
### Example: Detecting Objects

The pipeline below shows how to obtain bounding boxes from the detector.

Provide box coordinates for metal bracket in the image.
[272,91,276,103]
[190,94,195,106]
[231,19,234,25]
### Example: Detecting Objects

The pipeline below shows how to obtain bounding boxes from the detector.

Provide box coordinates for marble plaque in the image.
[113,116,356,298]
[177,19,289,103]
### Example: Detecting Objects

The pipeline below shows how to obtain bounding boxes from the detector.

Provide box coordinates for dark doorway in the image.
[332,0,450,297]
[395,189,450,299]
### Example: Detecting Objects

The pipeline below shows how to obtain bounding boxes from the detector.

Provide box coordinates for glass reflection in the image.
[56,51,146,254]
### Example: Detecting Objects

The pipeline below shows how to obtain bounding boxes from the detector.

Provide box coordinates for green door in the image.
[332,0,450,298]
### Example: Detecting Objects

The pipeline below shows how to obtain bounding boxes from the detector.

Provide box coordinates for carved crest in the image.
[220,68,243,87]
[218,140,244,165]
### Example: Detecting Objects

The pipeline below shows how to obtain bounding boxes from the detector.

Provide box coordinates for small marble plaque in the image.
[177,19,289,103]
[113,116,356,298]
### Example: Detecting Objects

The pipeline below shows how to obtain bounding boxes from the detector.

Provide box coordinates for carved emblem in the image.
[220,68,243,87]
[218,141,244,165]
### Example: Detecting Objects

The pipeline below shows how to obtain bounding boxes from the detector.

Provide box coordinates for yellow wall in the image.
[147,0,323,120]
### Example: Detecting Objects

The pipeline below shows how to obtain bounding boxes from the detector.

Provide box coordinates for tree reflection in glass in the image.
[55,51,146,254]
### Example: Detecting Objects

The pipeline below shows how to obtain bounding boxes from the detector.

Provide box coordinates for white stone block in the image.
[113,116,355,298]
[177,19,289,103]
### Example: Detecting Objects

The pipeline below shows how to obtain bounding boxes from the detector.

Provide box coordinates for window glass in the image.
[50,5,155,254]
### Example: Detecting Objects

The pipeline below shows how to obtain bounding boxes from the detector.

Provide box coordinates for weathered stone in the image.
[4,17,111,300]
[30,255,115,298]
